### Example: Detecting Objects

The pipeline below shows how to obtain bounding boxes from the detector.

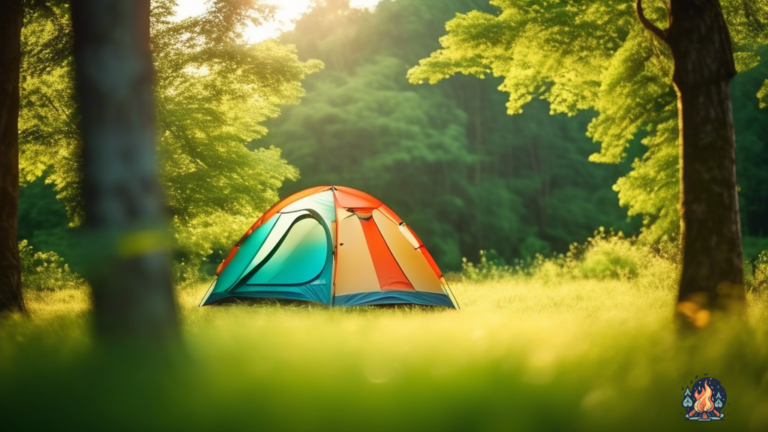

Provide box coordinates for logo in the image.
[682,375,726,421]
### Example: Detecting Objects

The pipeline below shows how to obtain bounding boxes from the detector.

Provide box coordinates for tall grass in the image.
[2,235,768,431]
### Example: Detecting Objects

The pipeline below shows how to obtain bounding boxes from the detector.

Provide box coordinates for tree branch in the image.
[636,0,667,41]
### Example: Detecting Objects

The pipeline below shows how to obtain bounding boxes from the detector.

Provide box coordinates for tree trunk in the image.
[0,0,26,315]
[71,0,178,341]
[669,0,745,321]
[637,0,745,326]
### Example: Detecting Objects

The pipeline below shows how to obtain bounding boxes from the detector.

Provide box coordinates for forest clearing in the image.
[2,1,768,430]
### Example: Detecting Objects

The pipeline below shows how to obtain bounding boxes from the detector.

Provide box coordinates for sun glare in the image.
[174,0,384,43]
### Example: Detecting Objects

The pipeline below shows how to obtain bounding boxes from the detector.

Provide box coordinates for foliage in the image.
[568,230,645,280]
[19,0,81,212]
[18,0,322,275]
[18,0,768,275]
[4,268,768,430]
[462,228,679,286]
[749,250,768,293]
[266,0,638,269]
[18,240,84,291]
[733,49,768,242]
[460,249,515,282]
[263,54,474,265]
[408,0,768,243]
[17,176,74,258]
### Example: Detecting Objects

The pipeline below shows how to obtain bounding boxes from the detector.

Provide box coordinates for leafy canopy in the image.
[408,0,768,242]
[19,0,322,272]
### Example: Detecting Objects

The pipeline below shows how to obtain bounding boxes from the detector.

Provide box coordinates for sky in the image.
[174,0,384,43]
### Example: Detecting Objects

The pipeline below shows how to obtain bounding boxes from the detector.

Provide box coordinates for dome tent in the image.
[200,186,457,308]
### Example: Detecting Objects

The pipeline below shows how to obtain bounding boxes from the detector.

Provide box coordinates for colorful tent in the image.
[200,186,457,308]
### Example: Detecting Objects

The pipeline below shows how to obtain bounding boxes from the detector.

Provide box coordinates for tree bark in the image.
[637,0,745,325]
[0,0,26,315]
[670,0,744,319]
[71,0,178,341]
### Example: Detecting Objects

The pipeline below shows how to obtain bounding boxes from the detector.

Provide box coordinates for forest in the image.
[2,0,768,430]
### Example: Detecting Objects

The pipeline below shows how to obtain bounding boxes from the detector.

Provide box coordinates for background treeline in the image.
[18,0,768,276]
[262,0,768,269]
[261,0,639,270]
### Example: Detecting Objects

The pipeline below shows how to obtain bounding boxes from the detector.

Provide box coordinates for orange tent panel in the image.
[359,217,413,291]
[333,186,383,209]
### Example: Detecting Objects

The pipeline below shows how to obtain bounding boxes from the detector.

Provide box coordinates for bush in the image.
[570,229,646,280]
[19,240,85,291]
[750,251,768,293]
[461,228,678,286]
[461,250,515,281]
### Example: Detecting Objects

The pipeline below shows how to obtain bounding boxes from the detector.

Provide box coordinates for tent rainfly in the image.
[200,186,457,308]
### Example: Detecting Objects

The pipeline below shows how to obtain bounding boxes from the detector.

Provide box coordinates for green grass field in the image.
[2,273,768,431]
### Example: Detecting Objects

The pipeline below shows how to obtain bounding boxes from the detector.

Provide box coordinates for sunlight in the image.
[174,0,384,43]
[15,0,768,429]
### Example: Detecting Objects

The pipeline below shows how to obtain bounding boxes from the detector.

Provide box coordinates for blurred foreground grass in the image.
[2,274,768,431]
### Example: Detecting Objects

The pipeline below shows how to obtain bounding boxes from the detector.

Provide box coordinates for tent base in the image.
[201,287,455,309]
[203,296,330,308]
[201,289,331,307]
[334,291,455,308]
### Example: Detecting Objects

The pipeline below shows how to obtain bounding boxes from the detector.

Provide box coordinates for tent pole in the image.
[198,278,217,307]
[443,279,461,310]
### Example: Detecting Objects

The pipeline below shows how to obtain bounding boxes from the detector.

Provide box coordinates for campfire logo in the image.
[682,376,727,421]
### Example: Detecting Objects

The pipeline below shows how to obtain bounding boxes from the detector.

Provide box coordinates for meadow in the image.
[3,249,768,431]
[4,2,768,431]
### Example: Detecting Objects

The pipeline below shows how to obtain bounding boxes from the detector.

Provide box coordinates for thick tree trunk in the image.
[0,0,26,315]
[638,0,745,326]
[668,0,744,322]
[71,0,178,341]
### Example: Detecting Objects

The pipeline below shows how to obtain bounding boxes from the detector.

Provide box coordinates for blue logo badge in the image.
[682,376,726,421]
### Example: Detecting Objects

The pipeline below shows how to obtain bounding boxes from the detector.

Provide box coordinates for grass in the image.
[2,273,768,431]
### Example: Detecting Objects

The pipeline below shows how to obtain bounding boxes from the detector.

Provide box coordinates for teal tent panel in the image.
[240,211,308,279]
[211,215,280,295]
[230,262,333,305]
[280,190,336,227]
[247,217,327,285]
[334,291,455,308]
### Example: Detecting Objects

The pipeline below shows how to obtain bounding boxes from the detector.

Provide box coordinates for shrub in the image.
[570,229,646,280]
[461,228,678,286]
[751,251,768,293]
[461,250,515,281]
[19,240,85,291]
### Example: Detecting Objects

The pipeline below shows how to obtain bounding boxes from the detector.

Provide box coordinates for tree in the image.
[20,0,321,278]
[408,0,768,323]
[0,0,26,314]
[635,0,745,322]
[71,0,177,340]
